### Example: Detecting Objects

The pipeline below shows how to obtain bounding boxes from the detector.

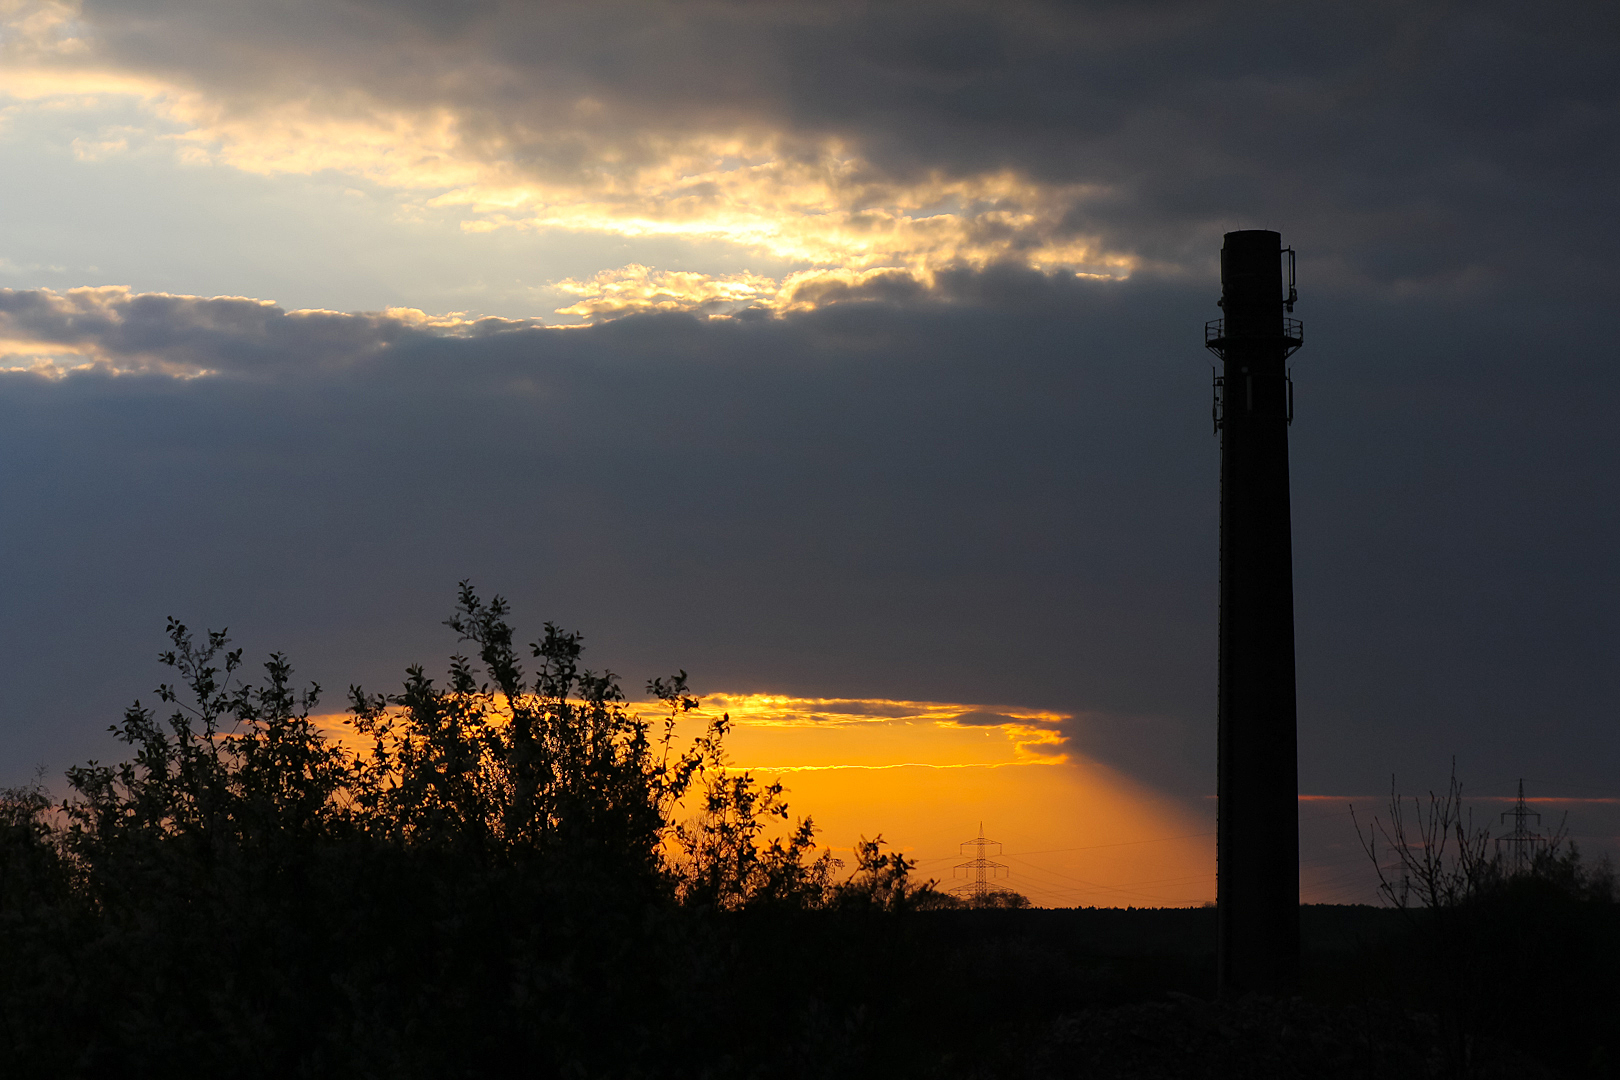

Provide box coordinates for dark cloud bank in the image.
[74,0,1620,291]
[1,268,1614,816]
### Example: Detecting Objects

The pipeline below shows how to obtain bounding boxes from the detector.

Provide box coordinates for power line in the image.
[1001,857,1214,905]
[1003,831,1217,858]
[909,830,1217,864]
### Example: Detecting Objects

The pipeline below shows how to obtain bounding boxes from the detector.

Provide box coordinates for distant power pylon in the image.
[1496,779,1546,876]
[952,824,1010,902]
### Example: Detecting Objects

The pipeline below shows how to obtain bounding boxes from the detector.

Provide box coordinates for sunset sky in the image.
[1,0,1616,904]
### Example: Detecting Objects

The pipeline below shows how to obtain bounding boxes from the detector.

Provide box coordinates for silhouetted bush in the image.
[0,585,958,1077]
[1354,767,1620,1078]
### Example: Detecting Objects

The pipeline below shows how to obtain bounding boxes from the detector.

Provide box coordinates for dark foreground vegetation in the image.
[1,587,1615,1078]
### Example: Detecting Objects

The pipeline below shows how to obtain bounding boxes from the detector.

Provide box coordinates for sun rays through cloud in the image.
[0,0,1135,321]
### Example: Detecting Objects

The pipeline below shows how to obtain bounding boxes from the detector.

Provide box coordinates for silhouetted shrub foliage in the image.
[1352,770,1620,1078]
[0,586,977,1077]
[2,587,1615,1078]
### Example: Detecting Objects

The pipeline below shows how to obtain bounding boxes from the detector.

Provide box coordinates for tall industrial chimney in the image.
[1205,230,1302,996]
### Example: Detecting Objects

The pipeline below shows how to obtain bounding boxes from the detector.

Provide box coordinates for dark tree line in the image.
[4,586,1614,1078]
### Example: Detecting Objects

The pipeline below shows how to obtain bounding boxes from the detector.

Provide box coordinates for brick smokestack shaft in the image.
[1212,229,1300,995]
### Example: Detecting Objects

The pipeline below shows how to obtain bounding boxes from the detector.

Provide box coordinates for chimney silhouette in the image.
[1204,230,1302,995]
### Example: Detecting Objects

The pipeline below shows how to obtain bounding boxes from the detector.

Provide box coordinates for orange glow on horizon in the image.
[310,694,1616,907]
[310,690,1218,908]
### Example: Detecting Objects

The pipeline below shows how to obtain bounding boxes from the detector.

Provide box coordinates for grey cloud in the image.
[782,270,928,310]
[68,0,1620,292]
[0,271,1612,829]
[950,710,1046,728]
[0,287,538,374]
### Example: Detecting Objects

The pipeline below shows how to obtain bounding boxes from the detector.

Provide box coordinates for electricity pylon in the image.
[952,824,1010,902]
[1496,779,1546,876]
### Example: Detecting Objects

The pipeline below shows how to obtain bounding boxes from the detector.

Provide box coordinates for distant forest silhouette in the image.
[1,585,1615,1077]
